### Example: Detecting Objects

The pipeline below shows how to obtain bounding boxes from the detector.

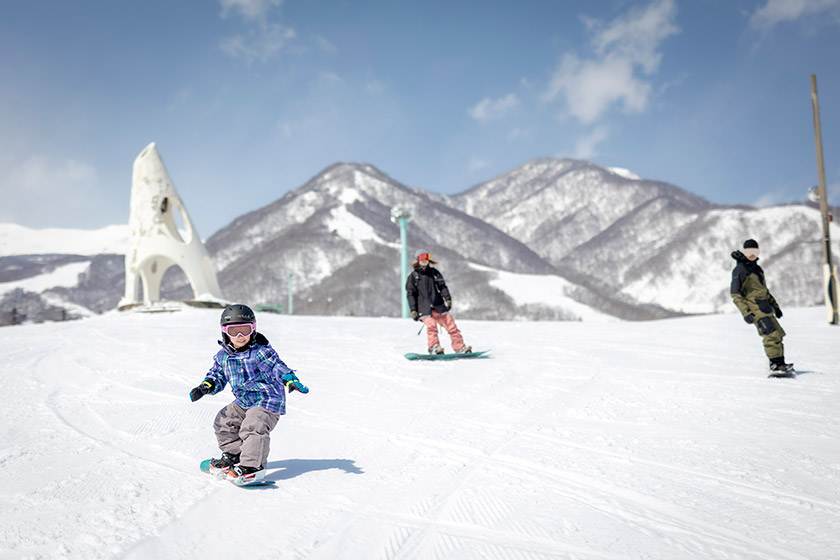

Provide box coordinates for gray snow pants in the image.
[213,402,280,469]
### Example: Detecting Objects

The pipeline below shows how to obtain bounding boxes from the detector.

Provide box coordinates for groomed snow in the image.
[1,308,838,559]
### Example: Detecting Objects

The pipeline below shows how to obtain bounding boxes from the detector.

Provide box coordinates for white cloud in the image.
[0,154,101,226]
[218,0,295,64]
[219,0,283,21]
[220,23,296,64]
[543,0,679,124]
[572,126,609,159]
[468,93,520,123]
[748,0,840,33]
[545,53,652,124]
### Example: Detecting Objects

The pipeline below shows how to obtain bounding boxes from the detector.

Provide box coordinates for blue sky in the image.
[1,0,839,237]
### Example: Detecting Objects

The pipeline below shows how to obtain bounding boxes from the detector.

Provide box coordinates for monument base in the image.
[117,300,227,313]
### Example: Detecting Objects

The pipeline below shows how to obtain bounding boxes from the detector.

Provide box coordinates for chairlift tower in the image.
[391,205,414,318]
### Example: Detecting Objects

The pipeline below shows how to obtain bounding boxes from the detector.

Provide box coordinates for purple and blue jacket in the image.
[203,332,295,414]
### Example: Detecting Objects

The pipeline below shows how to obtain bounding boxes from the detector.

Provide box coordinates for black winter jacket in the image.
[406,265,452,316]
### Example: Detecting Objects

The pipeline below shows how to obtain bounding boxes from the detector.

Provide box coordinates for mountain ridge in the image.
[2,157,838,324]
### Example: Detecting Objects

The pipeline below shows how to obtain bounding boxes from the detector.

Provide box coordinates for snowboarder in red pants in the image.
[406,250,471,355]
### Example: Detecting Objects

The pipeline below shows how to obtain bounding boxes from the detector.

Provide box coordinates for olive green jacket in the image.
[730,250,780,319]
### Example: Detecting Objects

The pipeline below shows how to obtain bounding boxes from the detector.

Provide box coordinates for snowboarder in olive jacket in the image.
[406,250,471,355]
[730,239,793,374]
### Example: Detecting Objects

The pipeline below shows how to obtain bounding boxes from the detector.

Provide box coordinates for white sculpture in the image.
[119,142,223,308]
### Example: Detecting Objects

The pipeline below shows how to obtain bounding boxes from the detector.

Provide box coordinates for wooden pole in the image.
[810,74,839,324]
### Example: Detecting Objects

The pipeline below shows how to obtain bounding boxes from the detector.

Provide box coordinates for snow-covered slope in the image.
[1,308,838,559]
[0,260,91,298]
[469,262,616,322]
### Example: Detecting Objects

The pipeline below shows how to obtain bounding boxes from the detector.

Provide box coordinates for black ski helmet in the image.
[220,304,256,326]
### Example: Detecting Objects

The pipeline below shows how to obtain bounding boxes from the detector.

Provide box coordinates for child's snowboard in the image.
[404,350,490,361]
[200,459,275,487]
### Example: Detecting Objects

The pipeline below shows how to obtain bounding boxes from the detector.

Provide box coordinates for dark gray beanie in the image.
[743,239,759,249]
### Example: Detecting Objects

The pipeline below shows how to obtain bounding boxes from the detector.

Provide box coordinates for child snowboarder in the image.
[406,250,471,355]
[189,303,309,483]
[730,239,794,376]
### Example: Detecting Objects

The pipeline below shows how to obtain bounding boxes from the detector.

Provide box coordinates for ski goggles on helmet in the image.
[743,248,759,258]
[223,323,255,338]
[416,252,431,261]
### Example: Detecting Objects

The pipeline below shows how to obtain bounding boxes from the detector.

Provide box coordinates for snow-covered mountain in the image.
[454,159,712,262]
[453,159,839,315]
[2,158,838,324]
[203,163,557,318]
[203,158,838,320]
[0,223,129,256]
[0,224,129,324]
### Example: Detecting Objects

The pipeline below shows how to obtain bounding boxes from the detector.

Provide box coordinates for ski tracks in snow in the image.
[285,321,838,560]
[0,321,216,559]
[2,311,839,559]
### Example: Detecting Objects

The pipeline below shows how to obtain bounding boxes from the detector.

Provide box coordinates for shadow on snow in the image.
[265,458,364,481]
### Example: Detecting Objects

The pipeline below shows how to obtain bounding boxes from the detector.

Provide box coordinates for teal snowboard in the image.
[404,350,490,361]
[200,459,276,487]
